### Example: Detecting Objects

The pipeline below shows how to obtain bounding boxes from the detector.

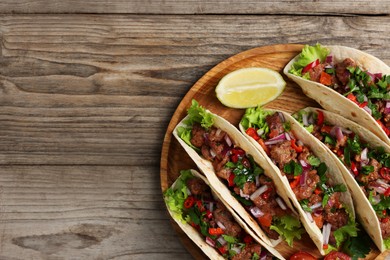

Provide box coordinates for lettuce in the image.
[289,43,330,77]
[333,222,358,248]
[270,215,305,246]
[163,170,194,223]
[177,126,199,151]
[240,107,273,138]
[184,99,214,129]
[384,237,390,249]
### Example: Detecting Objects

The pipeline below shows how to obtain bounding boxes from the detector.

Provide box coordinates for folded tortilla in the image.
[293,107,390,252]
[239,109,356,255]
[283,45,390,145]
[173,104,303,248]
[164,169,285,260]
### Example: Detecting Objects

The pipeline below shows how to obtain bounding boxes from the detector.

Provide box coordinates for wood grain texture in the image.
[0,0,388,15]
[0,14,389,259]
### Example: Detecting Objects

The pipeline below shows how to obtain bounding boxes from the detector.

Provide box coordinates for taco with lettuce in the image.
[164,169,284,259]
[239,107,357,255]
[293,107,390,252]
[283,43,390,145]
[173,100,305,248]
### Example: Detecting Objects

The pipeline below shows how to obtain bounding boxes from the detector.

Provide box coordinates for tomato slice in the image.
[289,251,317,260]
[380,167,390,181]
[324,251,351,260]
[258,213,273,227]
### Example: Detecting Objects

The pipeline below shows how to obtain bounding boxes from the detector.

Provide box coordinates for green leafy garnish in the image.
[240,107,273,138]
[270,215,305,246]
[283,160,303,176]
[184,99,214,129]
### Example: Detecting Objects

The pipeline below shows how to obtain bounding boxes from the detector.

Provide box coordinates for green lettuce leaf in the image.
[240,107,273,138]
[163,170,194,223]
[384,237,390,249]
[270,215,305,246]
[176,126,199,151]
[289,43,330,77]
[184,99,214,129]
[333,222,358,248]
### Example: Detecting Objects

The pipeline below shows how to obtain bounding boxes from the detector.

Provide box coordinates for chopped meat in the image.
[212,154,230,172]
[186,178,208,196]
[262,225,280,240]
[312,125,324,141]
[324,208,349,230]
[335,58,356,86]
[309,64,325,82]
[269,140,297,170]
[309,194,322,206]
[356,158,381,184]
[190,123,205,148]
[216,167,232,181]
[209,141,225,160]
[242,182,257,195]
[208,127,226,143]
[231,244,262,260]
[213,203,242,237]
[324,192,344,211]
[298,146,311,163]
[293,170,319,200]
[257,175,273,186]
[380,217,390,239]
[312,212,324,229]
[265,113,285,138]
[201,145,214,161]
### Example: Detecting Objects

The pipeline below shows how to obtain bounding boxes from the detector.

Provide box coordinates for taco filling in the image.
[288,43,390,137]
[240,107,357,251]
[294,108,390,247]
[164,170,277,259]
[177,100,304,246]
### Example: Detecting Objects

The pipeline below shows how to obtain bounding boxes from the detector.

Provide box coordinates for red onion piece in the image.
[306,212,314,223]
[300,170,308,186]
[278,112,285,123]
[285,132,291,141]
[231,246,241,254]
[210,149,217,158]
[322,223,332,246]
[224,134,233,147]
[205,236,215,247]
[250,185,268,200]
[217,221,226,230]
[326,55,333,64]
[330,126,344,142]
[299,159,311,170]
[360,148,368,163]
[264,133,286,145]
[384,102,390,114]
[240,189,250,200]
[259,251,268,260]
[276,197,287,210]
[302,113,309,126]
[257,129,265,136]
[255,175,260,187]
[310,202,322,210]
[208,202,214,212]
[363,106,372,115]
[217,236,227,246]
[250,206,265,218]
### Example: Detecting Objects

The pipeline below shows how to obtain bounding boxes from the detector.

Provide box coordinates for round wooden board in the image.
[160,44,382,259]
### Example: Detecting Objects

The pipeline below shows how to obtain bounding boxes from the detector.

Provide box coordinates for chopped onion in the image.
[330,126,344,142]
[299,159,311,170]
[363,106,372,115]
[326,55,333,64]
[205,236,215,247]
[224,134,233,147]
[255,175,260,187]
[385,101,390,114]
[278,112,285,122]
[208,202,214,212]
[285,132,291,141]
[250,185,268,200]
[297,140,304,147]
[310,202,322,210]
[257,128,264,136]
[322,223,332,246]
[376,179,390,188]
[217,221,226,230]
[302,113,309,126]
[250,206,265,218]
[210,149,217,158]
[264,133,286,146]
[216,128,222,137]
[217,236,227,246]
[186,188,192,196]
[340,127,352,134]
[360,148,368,163]
[371,195,381,204]
[259,251,268,260]
[300,170,308,186]
[306,212,314,223]
[240,189,250,200]
[276,197,287,210]
[231,246,241,254]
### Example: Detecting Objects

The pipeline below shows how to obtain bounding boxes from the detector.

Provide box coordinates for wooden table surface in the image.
[0,1,389,259]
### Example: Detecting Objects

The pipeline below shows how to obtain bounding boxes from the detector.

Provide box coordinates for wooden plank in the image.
[0,0,388,15]
[0,15,389,165]
[0,165,192,259]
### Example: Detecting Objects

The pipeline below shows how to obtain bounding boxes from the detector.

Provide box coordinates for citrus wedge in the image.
[215,67,286,108]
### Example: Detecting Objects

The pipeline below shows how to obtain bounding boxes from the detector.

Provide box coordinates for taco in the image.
[293,107,390,252]
[164,169,284,259]
[283,43,390,145]
[239,107,357,255]
[173,100,305,248]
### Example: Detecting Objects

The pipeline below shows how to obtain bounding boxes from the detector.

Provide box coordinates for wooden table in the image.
[0,1,389,259]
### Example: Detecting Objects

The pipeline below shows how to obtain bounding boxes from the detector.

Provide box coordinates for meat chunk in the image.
[216,167,232,181]
[208,127,226,143]
[293,170,319,200]
[212,154,230,172]
[242,182,257,195]
[186,178,208,196]
[356,158,381,184]
[324,208,349,230]
[269,140,297,170]
[190,123,205,148]
[213,204,242,237]
[231,244,262,260]
[380,217,390,239]
[309,64,325,82]
[201,145,214,161]
[335,58,356,86]
[265,113,285,138]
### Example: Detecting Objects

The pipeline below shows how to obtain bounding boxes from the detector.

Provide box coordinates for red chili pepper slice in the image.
[359,101,368,108]
[320,71,333,86]
[261,187,272,200]
[258,138,270,155]
[385,188,390,197]
[347,93,358,104]
[377,119,390,136]
[243,235,253,244]
[290,176,301,189]
[246,127,260,141]
[382,217,389,223]
[206,210,213,219]
[208,227,224,236]
[218,245,227,255]
[231,154,239,163]
[184,196,195,209]
[317,110,324,126]
[196,200,205,212]
[351,161,359,176]
[380,167,390,181]
[302,59,320,74]
[291,139,303,153]
[228,173,235,187]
